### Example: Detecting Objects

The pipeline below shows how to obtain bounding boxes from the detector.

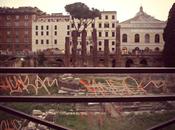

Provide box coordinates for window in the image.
[15,32,19,38]
[46,25,49,30]
[105,32,108,37]
[71,23,74,28]
[104,23,109,28]
[54,25,57,30]
[112,41,115,45]
[67,31,70,35]
[99,23,102,28]
[99,32,102,37]
[92,23,95,28]
[46,31,49,35]
[112,23,115,28]
[112,32,115,37]
[54,39,57,44]
[35,32,38,36]
[7,31,11,35]
[15,15,19,20]
[99,41,102,46]
[122,34,127,42]
[55,31,57,35]
[7,16,11,20]
[122,47,128,54]
[41,40,44,44]
[41,26,44,30]
[15,22,19,26]
[145,34,150,43]
[46,40,49,44]
[155,47,160,52]
[112,48,115,51]
[24,22,28,26]
[105,15,108,19]
[99,48,102,51]
[36,26,38,30]
[24,15,28,20]
[135,34,140,43]
[6,22,11,26]
[78,23,81,28]
[24,38,29,42]
[36,40,38,44]
[15,38,19,43]
[155,34,160,43]
[41,31,44,35]
[67,25,70,29]
[7,38,11,42]
[24,31,29,35]
[112,15,115,19]
[99,16,102,19]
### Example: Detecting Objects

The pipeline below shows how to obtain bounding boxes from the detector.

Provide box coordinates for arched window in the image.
[144,47,150,52]
[155,34,160,43]
[155,47,160,52]
[145,34,150,43]
[122,34,127,42]
[122,47,128,54]
[135,34,140,43]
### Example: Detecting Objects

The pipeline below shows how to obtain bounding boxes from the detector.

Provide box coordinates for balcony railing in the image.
[0,67,175,130]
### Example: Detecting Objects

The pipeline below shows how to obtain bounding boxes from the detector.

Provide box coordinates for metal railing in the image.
[0,67,175,130]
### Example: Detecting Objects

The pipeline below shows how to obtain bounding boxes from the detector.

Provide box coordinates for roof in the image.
[120,6,164,24]
[0,6,45,15]
[101,11,117,14]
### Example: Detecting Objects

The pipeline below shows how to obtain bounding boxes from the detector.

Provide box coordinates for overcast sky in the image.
[0,0,174,22]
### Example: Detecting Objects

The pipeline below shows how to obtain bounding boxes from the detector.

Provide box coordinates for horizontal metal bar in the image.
[1,67,175,74]
[0,95,175,103]
[0,105,72,130]
[147,117,175,130]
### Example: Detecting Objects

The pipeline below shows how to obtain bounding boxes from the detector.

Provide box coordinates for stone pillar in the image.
[72,30,78,67]
[115,25,121,67]
[92,28,97,67]
[81,29,87,66]
[65,37,70,67]
[104,39,109,67]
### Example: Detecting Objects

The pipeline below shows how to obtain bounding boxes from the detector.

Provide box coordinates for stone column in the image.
[92,28,97,67]
[65,37,70,67]
[72,30,78,67]
[115,25,121,67]
[81,29,87,66]
[104,39,109,67]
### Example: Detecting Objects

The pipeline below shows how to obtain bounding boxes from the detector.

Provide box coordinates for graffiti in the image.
[0,74,166,96]
[0,75,59,95]
[0,119,23,130]
[79,76,166,96]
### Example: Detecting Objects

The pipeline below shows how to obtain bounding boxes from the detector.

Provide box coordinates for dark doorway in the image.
[140,59,148,67]
[112,59,116,67]
[125,59,134,67]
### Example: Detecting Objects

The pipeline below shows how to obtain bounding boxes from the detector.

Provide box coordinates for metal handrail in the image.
[0,95,175,103]
[0,105,72,130]
[1,67,175,130]
[0,67,175,74]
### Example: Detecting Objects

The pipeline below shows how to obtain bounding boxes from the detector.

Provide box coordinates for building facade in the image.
[120,7,166,55]
[32,13,70,52]
[0,7,43,52]
[70,11,118,54]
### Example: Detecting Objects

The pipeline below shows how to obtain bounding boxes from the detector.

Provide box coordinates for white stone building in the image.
[120,7,166,55]
[70,11,118,54]
[32,13,70,52]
